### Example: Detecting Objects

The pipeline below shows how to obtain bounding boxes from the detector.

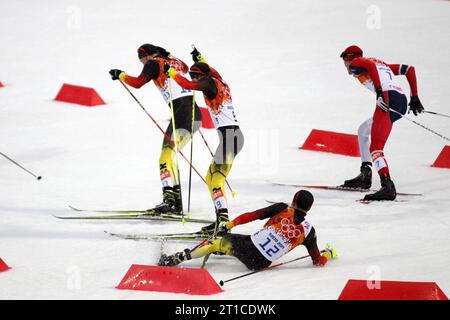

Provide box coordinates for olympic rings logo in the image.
[280,218,301,239]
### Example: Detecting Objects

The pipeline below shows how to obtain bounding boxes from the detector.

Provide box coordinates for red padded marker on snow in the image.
[54,83,106,106]
[0,258,11,272]
[116,264,223,295]
[300,129,360,157]
[432,145,450,169]
[338,279,448,300]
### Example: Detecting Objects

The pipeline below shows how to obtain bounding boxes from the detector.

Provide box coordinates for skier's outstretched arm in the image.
[226,203,289,229]
[167,67,218,98]
[167,68,203,91]
[388,63,423,115]
[302,228,328,266]
[109,60,159,88]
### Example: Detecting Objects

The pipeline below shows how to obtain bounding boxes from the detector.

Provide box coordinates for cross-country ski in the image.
[269,181,422,197]
[55,213,214,224]
[105,230,210,242]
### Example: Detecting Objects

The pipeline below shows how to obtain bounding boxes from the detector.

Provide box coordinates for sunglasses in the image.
[189,70,203,79]
[340,52,361,61]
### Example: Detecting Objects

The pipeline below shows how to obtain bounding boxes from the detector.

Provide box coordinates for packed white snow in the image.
[1,0,449,299]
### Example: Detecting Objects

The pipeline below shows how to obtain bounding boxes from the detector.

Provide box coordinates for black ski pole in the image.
[167,80,185,222]
[187,92,196,220]
[219,252,322,286]
[423,110,450,119]
[201,213,226,269]
[189,233,216,253]
[0,151,42,180]
[389,109,450,142]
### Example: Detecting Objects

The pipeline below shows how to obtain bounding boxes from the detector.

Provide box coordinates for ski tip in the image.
[397,192,423,197]
[219,280,224,287]
[37,176,42,180]
[53,214,72,219]
[357,199,408,204]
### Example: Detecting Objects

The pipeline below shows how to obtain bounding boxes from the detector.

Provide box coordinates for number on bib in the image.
[258,237,281,257]
[251,228,291,261]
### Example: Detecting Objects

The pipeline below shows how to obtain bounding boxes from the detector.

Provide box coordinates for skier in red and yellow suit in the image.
[158,190,337,270]
[165,47,244,235]
[109,44,202,214]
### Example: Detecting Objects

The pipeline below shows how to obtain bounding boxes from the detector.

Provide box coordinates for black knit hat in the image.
[138,44,170,59]
[291,190,314,213]
[189,62,211,78]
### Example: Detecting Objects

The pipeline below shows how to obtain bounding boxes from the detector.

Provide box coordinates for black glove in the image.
[408,96,424,116]
[375,88,388,112]
[109,69,123,80]
[190,46,202,63]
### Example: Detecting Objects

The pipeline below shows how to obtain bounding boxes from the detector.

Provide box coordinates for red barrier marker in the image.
[116,264,223,295]
[0,81,4,87]
[300,129,360,157]
[432,145,450,169]
[0,258,11,272]
[338,279,448,300]
[54,83,106,106]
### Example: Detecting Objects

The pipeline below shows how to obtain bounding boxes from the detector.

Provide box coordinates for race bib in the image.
[159,77,192,104]
[209,102,239,128]
[251,227,291,261]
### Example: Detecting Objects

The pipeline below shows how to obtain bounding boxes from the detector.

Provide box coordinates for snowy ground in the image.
[1,0,450,300]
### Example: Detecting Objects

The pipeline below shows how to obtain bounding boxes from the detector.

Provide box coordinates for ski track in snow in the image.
[1,0,450,299]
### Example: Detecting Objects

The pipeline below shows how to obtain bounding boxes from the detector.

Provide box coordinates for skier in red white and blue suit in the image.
[340,45,425,201]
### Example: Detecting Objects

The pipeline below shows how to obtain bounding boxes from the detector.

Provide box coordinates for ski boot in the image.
[200,209,230,237]
[363,175,396,201]
[150,185,183,216]
[342,162,372,190]
[158,249,191,267]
